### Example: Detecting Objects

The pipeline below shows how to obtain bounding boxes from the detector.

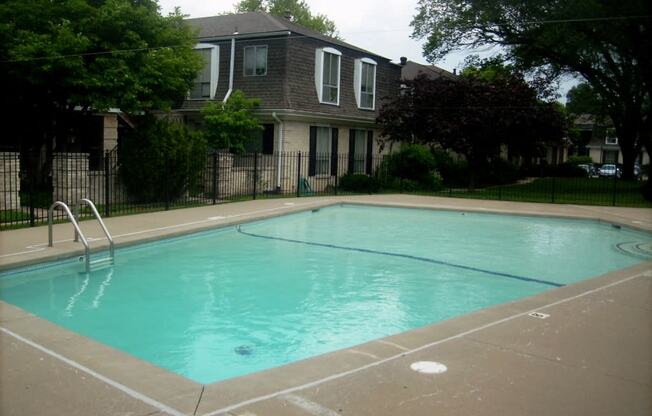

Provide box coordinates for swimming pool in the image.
[1,204,650,384]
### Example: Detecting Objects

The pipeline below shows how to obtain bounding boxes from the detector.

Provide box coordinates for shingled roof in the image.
[187,11,390,61]
[401,60,455,81]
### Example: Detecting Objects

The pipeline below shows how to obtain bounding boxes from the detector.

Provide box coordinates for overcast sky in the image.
[157,0,576,100]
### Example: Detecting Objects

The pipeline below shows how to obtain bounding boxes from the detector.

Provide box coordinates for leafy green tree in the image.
[234,0,339,38]
[200,90,262,153]
[565,83,605,117]
[120,115,207,203]
[0,0,202,151]
[411,0,650,179]
[377,65,566,189]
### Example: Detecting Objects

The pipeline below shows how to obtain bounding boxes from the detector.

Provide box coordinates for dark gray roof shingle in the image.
[401,60,455,81]
[187,11,391,61]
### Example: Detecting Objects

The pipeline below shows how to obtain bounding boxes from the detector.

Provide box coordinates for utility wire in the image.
[1,13,650,64]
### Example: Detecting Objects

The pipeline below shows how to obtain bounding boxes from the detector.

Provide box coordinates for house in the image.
[574,114,650,165]
[176,12,401,190]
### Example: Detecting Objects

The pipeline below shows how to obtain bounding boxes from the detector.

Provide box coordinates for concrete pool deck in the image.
[0,195,650,415]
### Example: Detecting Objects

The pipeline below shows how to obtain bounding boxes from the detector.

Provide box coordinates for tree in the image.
[411,0,651,180]
[234,0,339,38]
[119,115,207,203]
[377,68,567,189]
[200,90,262,153]
[0,0,202,151]
[565,83,605,117]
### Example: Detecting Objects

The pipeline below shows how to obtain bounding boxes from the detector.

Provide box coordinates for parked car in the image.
[598,164,621,178]
[577,163,598,177]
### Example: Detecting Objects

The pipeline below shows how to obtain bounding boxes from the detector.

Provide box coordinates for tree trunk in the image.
[620,144,638,181]
[610,110,640,181]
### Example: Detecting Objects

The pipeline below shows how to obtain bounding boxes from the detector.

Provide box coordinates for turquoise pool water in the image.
[1,205,650,384]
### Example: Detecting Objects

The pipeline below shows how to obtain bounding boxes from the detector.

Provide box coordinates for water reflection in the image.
[92,268,114,309]
[63,267,114,316]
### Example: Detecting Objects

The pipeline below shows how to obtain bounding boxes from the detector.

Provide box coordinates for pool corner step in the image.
[88,257,114,272]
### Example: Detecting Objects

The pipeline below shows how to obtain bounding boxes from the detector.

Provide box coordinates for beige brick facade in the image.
[277,120,389,157]
[102,114,118,152]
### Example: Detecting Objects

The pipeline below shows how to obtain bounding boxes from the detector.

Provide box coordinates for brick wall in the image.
[52,153,89,205]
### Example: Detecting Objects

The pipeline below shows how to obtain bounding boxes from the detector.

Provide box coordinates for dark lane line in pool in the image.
[236,226,564,288]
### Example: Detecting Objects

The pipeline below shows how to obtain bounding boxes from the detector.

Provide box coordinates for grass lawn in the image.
[1,209,31,222]
[0,210,32,230]
[439,177,651,207]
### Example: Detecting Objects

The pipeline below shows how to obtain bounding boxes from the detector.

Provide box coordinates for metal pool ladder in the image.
[48,199,115,273]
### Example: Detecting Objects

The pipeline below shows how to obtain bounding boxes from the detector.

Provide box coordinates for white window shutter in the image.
[353,59,362,108]
[315,49,323,102]
[210,46,219,99]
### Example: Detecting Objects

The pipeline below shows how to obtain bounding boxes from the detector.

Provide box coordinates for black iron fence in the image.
[0,150,649,229]
[0,150,388,229]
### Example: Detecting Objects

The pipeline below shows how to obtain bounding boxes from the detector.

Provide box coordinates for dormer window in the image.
[354,58,377,110]
[605,129,618,145]
[190,44,219,99]
[315,47,341,105]
[244,45,267,76]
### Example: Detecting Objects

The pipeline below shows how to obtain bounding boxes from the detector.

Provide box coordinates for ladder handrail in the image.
[75,198,115,259]
[48,201,90,272]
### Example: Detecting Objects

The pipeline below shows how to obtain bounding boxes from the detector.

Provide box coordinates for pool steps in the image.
[88,257,114,271]
[48,199,115,273]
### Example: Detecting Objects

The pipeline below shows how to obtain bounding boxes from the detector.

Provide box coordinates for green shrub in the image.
[566,155,593,165]
[480,158,521,185]
[553,162,588,178]
[436,158,471,187]
[378,145,443,191]
[339,173,380,193]
[384,145,437,182]
[119,115,207,203]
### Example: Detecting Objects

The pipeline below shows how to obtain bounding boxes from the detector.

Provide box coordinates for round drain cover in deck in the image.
[410,361,447,374]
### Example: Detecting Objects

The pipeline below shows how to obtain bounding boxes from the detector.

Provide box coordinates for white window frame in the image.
[189,43,219,100]
[243,45,268,77]
[315,47,341,106]
[605,130,618,145]
[354,58,377,110]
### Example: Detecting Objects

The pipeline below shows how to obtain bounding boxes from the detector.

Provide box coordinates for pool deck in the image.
[1,195,651,416]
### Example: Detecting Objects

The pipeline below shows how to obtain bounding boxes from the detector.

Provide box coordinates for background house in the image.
[177,12,401,189]
[574,114,650,165]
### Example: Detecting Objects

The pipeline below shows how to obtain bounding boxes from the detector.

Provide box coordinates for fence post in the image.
[104,151,110,217]
[334,155,339,195]
[296,152,302,197]
[497,164,502,200]
[164,152,170,210]
[29,154,35,227]
[612,172,618,206]
[212,153,217,205]
[252,153,258,200]
[551,176,556,203]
